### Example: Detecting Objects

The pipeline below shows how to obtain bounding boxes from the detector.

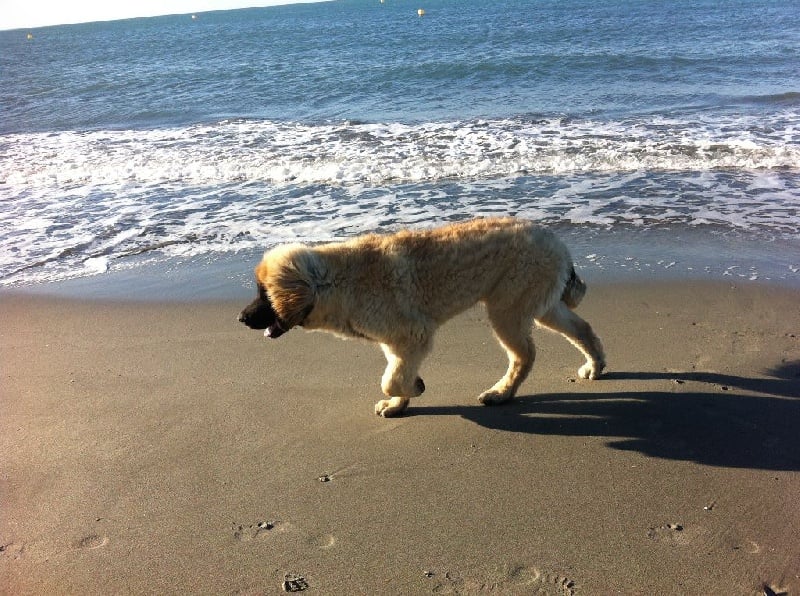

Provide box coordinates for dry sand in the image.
[1,281,799,595]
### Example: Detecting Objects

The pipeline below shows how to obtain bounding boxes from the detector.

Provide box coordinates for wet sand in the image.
[1,281,799,594]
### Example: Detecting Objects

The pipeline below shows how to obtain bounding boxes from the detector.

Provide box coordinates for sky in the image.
[1,0,323,31]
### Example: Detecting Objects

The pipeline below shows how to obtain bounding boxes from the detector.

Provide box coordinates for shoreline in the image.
[2,279,799,594]
[2,226,800,302]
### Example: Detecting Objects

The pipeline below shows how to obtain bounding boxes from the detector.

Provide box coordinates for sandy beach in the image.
[1,280,799,594]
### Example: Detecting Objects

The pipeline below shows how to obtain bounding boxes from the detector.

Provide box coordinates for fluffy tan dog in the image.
[239,217,605,416]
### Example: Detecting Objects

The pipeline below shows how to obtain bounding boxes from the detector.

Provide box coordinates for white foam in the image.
[84,256,110,274]
[3,113,799,191]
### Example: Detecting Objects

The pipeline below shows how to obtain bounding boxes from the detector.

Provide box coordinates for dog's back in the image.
[384,218,577,320]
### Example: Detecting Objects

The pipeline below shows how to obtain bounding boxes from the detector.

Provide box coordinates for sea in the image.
[2,0,799,298]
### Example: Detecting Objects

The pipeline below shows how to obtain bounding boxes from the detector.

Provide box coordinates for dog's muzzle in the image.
[238,309,288,339]
[263,318,288,339]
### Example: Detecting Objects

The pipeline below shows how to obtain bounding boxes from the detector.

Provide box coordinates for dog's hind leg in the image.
[536,301,605,380]
[479,307,535,405]
[375,342,429,417]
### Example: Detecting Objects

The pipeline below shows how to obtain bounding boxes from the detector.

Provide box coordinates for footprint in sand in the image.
[282,573,309,592]
[0,542,25,560]
[73,534,108,550]
[311,533,336,549]
[726,537,761,554]
[538,573,577,596]
[231,521,335,550]
[428,563,576,595]
[231,520,282,542]
[646,523,689,545]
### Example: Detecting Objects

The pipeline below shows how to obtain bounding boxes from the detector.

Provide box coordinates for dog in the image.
[239,217,605,417]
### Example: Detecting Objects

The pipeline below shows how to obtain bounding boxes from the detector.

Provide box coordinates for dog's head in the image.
[238,246,318,339]
[238,281,289,338]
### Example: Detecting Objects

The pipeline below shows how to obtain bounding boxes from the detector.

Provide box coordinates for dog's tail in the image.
[561,266,587,309]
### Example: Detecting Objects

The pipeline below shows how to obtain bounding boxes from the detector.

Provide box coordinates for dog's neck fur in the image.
[298,249,379,341]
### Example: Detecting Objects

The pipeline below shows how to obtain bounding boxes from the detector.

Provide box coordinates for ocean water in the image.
[1,0,799,295]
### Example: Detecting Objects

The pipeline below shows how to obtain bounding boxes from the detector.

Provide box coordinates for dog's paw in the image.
[478,390,513,406]
[578,361,604,380]
[374,396,410,417]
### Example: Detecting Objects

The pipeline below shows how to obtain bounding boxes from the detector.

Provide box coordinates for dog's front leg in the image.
[374,343,427,417]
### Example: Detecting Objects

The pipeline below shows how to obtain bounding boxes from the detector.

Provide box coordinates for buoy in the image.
[417,9,425,16]
[27,33,33,40]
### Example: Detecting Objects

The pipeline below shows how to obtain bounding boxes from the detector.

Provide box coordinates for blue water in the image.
[2,0,799,292]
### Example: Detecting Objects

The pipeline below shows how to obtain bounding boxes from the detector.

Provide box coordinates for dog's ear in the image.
[266,247,321,328]
[254,260,270,289]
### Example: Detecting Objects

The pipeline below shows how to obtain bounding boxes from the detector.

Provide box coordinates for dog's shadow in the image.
[415,361,800,471]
